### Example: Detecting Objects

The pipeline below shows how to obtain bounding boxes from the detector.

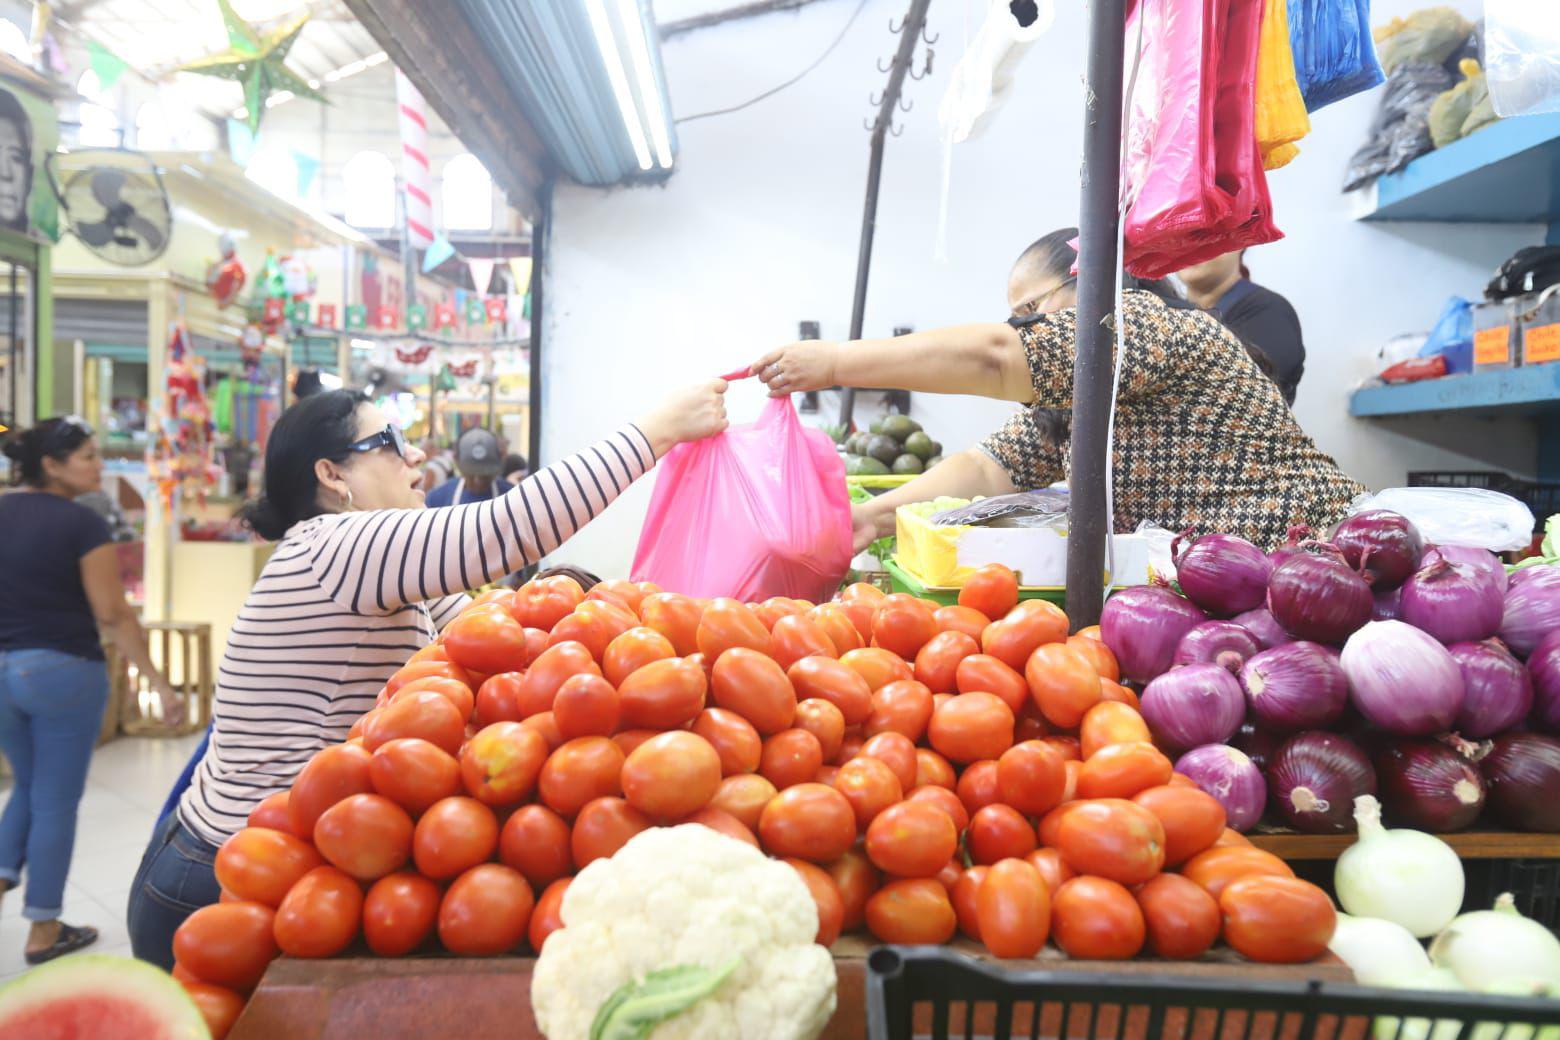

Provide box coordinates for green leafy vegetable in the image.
[589,958,741,1040]
[1511,514,1558,573]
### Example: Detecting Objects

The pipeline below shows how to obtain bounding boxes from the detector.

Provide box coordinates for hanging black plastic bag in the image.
[1343,61,1453,191]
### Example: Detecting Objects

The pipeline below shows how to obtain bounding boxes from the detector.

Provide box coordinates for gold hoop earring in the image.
[342,486,356,512]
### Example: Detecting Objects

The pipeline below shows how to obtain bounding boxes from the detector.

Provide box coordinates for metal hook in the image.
[876,55,892,73]
[863,116,878,132]
[908,65,924,80]
[889,15,904,32]
[870,90,883,107]
[922,26,939,44]
[898,95,913,112]
[889,120,904,136]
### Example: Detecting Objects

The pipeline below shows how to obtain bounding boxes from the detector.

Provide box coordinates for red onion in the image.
[1480,731,1560,832]
[1173,621,1261,673]
[1268,547,1373,645]
[1173,531,1271,617]
[1528,631,1560,735]
[1332,510,1424,590]
[1448,639,1534,738]
[1239,641,1349,732]
[1232,607,1290,650]
[1435,544,1505,589]
[1100,585,1206,684]
[1140,663,1246,751]
[1267,731,1377,833]
[1340,621,1466,736]
[1231,722,1282,772]
[1375,737,1487,832]
[1500,565,1560,658]
[1399,548,1505,644]
[1175,744,1267,833]
[1372,584,1402,621]
[1266,524,1313,570]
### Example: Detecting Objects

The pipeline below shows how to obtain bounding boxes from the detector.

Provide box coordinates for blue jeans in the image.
[126,810,220,970]
[0,647,109,922]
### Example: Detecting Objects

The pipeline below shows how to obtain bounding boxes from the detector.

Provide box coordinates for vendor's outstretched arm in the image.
[852,449,1017,551]
[750,324,1033,403]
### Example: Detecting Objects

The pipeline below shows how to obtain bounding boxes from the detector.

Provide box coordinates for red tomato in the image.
[815,765,840,786]
[1099,678,1140,709]
[959,565,1019,620]
[872,598,938,659]
[444,606,530,675]
[1045,736,1083,763]
[313,793,414,882]
[836,734,865,765]
[827,848,881,933]
[785,858,845,946]
[833,756,903,831]
[1214,827,1252,847]
[711,773,778,833]
[511,575,585,630]
[771,614,837,669]
[474,672,525,727]
[1053,798,1166,886]
[1037,802,1079,848]
[906,785,970,833]
[551,600,637,660]
[571,796,653,867]
[682,806,759,847]
[857,732,918,791]
[392,676,476,724]
[1079,701,1152,759]
[1076,741,1174,801]
[793,698,846,762]
[913,631,980,695]
[499,804,574,888]
[412,796,498,880]
[1068,633,1120,682]
[517,642,601,719]
[621,731,722,820]
[1023,847,1075,896]
[1181,846,1294,900]
[459,722,549,806]
[953,655,1030,717]
[840,600,877,644]
[934,605,990,640]
[520,712,566,753]
[711,648,797,734]
[364,690,466,757]
[368,738,460,816]
[864,680,934,741]
[214,827,322,908]
[866,801,959,878]
[914,749,956,790]
[840,582,887,606]
[181,981,243,1040]
[977,858,1050,958]
[640,593,704,656]
[1132,784,1227,866]
[1137,873,1222,959]
[787,657,873,726]
[691,707,763,776]
[1220,876,1337,963]
[865,878,957,944]
[967,804,1038,865]
[273,865,362,958]
[956,760,1002,816]
[839,647,915,692]
[363,871,442,957]
[595,579,648,614]
[928,691,1015,764]
[1014,711,1048,744]
[1052,876,1145,960]
[172,902,278,992]
[758,783,856,863]
[809,604,866,656]
[752,598,798,631]
[760,728,825,790]
[289,744,374,837]
[246,792,297,837]
[438,864,534,956]
[617,657,707,730]
[552,673,621,739]
[982,603,1067,672]
[611,728,658,757]
[995,740,1068,817]
[952,866,987,940]
[385,659,471,698]
[538,736,625,818]
[1026,643,1104,730]
[602,627,676,687]
[696,598,773,659]
[529,878,571,952]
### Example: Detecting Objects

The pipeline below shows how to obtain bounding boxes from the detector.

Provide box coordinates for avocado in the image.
[925,454,943,468]
[892,453,925,475]
[881,414,922,441]
[865,434,901,465]
[904,431,935,460]
[868,416,887,435]
[855,455,891,476]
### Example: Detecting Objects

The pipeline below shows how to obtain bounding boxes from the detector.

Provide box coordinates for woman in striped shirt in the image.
[126,380,728,967]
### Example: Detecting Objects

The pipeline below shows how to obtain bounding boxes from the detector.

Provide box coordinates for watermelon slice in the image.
[0,954,211,1039]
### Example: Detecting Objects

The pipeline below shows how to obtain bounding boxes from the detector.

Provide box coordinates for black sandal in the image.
[25,923,98,965]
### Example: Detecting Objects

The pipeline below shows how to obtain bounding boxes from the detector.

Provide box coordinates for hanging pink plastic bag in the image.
[631,396,853,604]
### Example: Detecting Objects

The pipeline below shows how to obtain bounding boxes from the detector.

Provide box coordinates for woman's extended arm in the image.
[749,324,1034,403]
[80,545,181,719]
[851,449,1017,552]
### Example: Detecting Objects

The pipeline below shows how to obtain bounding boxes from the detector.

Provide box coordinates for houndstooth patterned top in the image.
[980,291,1365,550]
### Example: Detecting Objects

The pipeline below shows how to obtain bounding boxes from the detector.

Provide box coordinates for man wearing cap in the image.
[425,428,515,507]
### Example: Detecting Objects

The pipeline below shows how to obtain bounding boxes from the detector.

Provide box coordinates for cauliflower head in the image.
[531,825,837,1040]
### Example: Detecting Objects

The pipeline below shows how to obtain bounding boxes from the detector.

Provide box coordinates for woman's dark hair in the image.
[3,416,92,487]
[241,389,363,540]
[503,452,528,475]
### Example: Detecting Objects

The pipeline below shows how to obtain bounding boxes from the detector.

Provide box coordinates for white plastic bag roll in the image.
[938,0,1056,144]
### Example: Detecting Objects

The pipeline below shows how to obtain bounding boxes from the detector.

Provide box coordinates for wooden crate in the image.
[104,621,213,738]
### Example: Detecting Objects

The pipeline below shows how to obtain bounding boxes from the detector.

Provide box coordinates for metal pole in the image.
[527,182,550,467]
[1064,0,1129,630]
[838,0,931,431]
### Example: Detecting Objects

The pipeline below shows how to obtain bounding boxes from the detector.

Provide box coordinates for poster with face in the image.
[0,83,59,241]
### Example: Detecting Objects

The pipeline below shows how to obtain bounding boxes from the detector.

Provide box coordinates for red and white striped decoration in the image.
[394,69,434,249]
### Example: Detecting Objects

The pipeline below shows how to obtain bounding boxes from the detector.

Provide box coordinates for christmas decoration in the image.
[280,253,314,298]
[396,343,433,365]
[151,326,217,510]
[87,40,128,90]
[434,364,458,393]
[434,302,456,330]
[483,296,506,323]
[464,295,485,324]
[262,297,285,327]
[374,304,396,329]
[408,303,428,330]
[239,323,265,380]
[345,304,366,330]
[316,302,337,328]
[422,233,456,273]
[286,300,310,324]
[205,231,246,307]
[447,358,479,378]
[177,0,326,133]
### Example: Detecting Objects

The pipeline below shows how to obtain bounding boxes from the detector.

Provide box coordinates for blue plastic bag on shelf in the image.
[1287,0,1386,112]
[1417,296,1473,375]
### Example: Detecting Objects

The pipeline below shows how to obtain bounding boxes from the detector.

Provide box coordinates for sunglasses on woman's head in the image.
[42,415,92,450]
[344,424,409,460]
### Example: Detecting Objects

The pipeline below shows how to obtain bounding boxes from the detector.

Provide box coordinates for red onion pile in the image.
[1480,731,1560,833]
[1500,566,1560,658]
[1374,737,1487,833]
[1340,621,1465,737]
[1267,731,1377,833]
[1399,548,1505,644]
[1530,632,1560,734]
[1268,547,1373,645]
[1099,584,1206,684]
[1448,639,1533,739]
[1332,509,1424,589]
[1239,641,1348,732]
[1173,621,1261,673]
[1175,744,1267,832]
[1173,531,1271,617]
[1140,663,1246,751]
[1231,607,1289,650]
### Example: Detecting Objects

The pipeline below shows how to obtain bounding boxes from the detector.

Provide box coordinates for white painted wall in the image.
[541,0,1545,578]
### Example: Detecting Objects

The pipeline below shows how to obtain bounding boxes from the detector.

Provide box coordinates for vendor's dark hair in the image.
[2,416,92,487]
[1015,227,1185,303]
[241,389,363,541]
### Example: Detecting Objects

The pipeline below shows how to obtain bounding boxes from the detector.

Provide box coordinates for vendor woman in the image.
[751,228,1363,552]
[127,380,729,967]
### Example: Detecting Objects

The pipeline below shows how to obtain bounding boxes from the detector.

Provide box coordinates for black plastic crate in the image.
[1514,482,1560,526]
[1406,470,1523,493]
[1468,858,1560,931]
[865,946,1559,1040]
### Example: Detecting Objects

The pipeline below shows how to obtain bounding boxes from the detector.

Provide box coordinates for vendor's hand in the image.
[852,502,886,555]
[640,379,730,457]
[750,341,839,398]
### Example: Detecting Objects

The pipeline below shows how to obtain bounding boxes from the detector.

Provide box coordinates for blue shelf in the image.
[1354,112,1560,224]
[1350,365,1560,419]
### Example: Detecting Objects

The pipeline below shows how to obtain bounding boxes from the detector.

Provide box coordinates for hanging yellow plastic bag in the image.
[1255,0,1310,170]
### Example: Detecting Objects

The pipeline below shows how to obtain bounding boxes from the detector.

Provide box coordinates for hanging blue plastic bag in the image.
[1287,0,1386,112]
[1418,296,1473,375]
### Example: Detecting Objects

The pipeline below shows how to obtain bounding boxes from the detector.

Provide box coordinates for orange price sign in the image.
[1524,323,1560,365]
[1473,325,1510,366]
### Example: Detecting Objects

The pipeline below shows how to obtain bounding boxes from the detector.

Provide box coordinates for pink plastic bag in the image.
[631,396,853,604]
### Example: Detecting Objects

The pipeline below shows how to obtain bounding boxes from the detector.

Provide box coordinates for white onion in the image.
[1371,967,1466,1040]
[1429,894,1560,991]
[1328,913,1430,985]
[1335,795,1464,938]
